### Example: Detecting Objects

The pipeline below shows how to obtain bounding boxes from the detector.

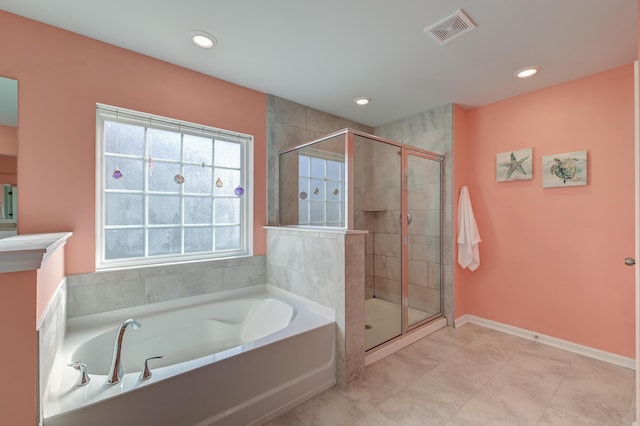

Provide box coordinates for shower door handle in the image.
[401,212,413,225]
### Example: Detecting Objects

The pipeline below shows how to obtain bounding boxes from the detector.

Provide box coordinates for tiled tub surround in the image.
[66,256,266,318]
[266,226,366,389]
[38,279,67,420]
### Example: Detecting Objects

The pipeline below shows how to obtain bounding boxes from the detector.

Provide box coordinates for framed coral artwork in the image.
[541,150,587,188]
[496,148,532,182]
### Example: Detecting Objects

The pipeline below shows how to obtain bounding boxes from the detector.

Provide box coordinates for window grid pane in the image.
[298,155,344,226]
[100,107,249,266]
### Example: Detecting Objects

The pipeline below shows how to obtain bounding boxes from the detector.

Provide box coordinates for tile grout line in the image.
[441,339,518,423]
[533,367,568,425]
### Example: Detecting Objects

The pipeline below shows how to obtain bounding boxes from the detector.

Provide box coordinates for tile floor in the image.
[266,323,635,425]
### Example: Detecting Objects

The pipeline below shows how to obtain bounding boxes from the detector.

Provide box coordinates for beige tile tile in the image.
[507,343,575,380]
[405,373,474,418]
[463,331,533,363]
[484,364,561,401]
[272,324,634,426]
[446,396,525,426]
[340,353,426,412]
[537,404,611,426]
[427,350,505,394]
[409,332,461,362]
[290,388,368,426]
[416,325,476,350]
[368,392,451,425]
[351,414,384,425]
[264,410,308,426]
[472,364,561,424]
[387,341,441,373]
[566,354,634,383]
[550,372,633,425]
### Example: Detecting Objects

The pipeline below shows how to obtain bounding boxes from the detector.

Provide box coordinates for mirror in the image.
[0,76,17,235]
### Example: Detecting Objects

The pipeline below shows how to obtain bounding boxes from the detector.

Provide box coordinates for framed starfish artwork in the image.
[542,150,587,188]
[496,148,532,182]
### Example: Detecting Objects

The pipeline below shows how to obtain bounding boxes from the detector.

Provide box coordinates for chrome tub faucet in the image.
[106,318,141,385]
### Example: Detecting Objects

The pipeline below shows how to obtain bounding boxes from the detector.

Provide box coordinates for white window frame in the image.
[96,104,253,270]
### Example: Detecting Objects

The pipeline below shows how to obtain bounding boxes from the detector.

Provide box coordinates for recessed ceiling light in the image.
[191,30,217,49]
[354,97,371,106]
[515,66,540,79]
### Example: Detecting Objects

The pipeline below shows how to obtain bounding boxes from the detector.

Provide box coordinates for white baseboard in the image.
[455,314,635,370]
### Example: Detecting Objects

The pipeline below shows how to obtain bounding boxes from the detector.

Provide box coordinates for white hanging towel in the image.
[457,186,481,271]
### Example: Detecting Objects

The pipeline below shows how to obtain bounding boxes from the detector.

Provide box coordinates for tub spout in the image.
[106,318,141,385]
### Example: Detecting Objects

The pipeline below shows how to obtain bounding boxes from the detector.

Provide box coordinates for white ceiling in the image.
[0,0,637,127]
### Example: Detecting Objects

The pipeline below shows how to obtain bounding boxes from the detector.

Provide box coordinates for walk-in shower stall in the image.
[279,129,443,351]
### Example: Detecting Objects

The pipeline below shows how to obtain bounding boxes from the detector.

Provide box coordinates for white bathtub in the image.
[43,285,336,426]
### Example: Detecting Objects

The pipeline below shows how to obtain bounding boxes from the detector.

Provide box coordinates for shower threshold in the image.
[364,298,447,365]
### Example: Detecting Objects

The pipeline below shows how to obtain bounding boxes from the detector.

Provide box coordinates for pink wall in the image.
[0,270,37,426]
[453,104,471,318]
[0,125,18,156]
[0,11,267,275]
[0,11,267,423]
[460,64,635,357]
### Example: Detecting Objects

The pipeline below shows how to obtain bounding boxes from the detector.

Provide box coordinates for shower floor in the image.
[365,298,436,350]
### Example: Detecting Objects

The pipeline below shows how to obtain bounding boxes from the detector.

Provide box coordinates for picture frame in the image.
[541,150,587,188]
[496,148,533,182]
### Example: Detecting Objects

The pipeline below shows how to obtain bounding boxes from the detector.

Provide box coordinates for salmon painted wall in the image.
[0,11,267,274]
[453,104,471,318]
[461,64,635,357]
[0,270,37,426]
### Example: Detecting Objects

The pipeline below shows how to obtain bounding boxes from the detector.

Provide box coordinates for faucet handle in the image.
[67,361,91,386]
[139,355,163,381]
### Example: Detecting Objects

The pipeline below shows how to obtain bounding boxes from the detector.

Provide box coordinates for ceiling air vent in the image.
[424,9,477,45]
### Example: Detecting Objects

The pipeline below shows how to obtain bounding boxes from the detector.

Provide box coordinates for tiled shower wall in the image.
[266,95,373,225]
[374,105,454,321]
[353,138,403,303]
[267,95,454,321]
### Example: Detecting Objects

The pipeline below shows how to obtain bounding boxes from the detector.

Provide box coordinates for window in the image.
[96,105,252,268]
[297,150,345,227]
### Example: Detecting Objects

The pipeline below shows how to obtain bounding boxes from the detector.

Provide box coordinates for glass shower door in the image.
[355,136,403,350]
[405,151,442,328]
